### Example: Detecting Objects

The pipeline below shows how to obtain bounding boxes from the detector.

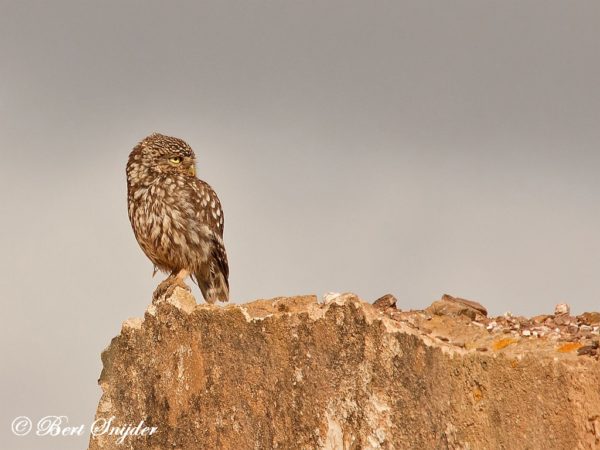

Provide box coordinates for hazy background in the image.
[1,1,599,448]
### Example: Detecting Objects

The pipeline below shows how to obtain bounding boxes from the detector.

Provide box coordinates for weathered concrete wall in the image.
[89,289,600,450]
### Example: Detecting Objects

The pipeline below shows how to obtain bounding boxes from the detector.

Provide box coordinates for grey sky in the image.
[1,1,600,448]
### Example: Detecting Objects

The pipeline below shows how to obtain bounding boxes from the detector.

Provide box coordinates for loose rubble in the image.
[375,294,600,359]
[372,293,398,310]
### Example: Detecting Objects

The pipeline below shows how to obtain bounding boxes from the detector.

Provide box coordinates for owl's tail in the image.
[196,234,230,304]
[201,271,229,304]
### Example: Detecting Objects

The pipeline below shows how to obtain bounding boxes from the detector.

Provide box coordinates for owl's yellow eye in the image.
[169,156,182,165]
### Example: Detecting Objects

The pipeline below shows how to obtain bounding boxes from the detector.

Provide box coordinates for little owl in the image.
[126,133,229,303]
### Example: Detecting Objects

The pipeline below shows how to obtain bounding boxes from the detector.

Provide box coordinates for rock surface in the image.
[89,290,600,450]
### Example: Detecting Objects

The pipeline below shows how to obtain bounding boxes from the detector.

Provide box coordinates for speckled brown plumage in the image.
[126,133,229,303]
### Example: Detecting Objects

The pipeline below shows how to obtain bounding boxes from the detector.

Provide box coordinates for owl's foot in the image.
[163,278,191,299]
[153,269,191,300]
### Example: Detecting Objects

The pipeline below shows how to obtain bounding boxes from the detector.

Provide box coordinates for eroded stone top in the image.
[133,288,600,362]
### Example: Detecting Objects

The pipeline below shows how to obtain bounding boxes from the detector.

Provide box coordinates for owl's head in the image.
[127,133,197,183]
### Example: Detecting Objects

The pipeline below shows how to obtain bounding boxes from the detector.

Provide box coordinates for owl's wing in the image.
[210,232,229,287]
[191,179,225,236]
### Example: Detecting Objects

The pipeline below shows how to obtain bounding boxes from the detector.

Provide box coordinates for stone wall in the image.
[89,289,600,449]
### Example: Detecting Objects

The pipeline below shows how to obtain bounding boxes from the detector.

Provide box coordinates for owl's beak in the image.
[189,165,196,177]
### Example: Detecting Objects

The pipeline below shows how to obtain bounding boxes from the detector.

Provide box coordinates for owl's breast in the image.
[128,177,211,271]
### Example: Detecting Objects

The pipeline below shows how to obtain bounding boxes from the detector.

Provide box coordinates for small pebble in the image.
[373,294,397,310]
[577,346,596,356]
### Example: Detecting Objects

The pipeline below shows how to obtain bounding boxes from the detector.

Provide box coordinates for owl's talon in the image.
[152,278,171,300]
[164,280,191,298]
[171,277,191,293]
[153,274,191,300]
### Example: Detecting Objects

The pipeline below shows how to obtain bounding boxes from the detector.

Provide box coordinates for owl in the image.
[126,133,229,303]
